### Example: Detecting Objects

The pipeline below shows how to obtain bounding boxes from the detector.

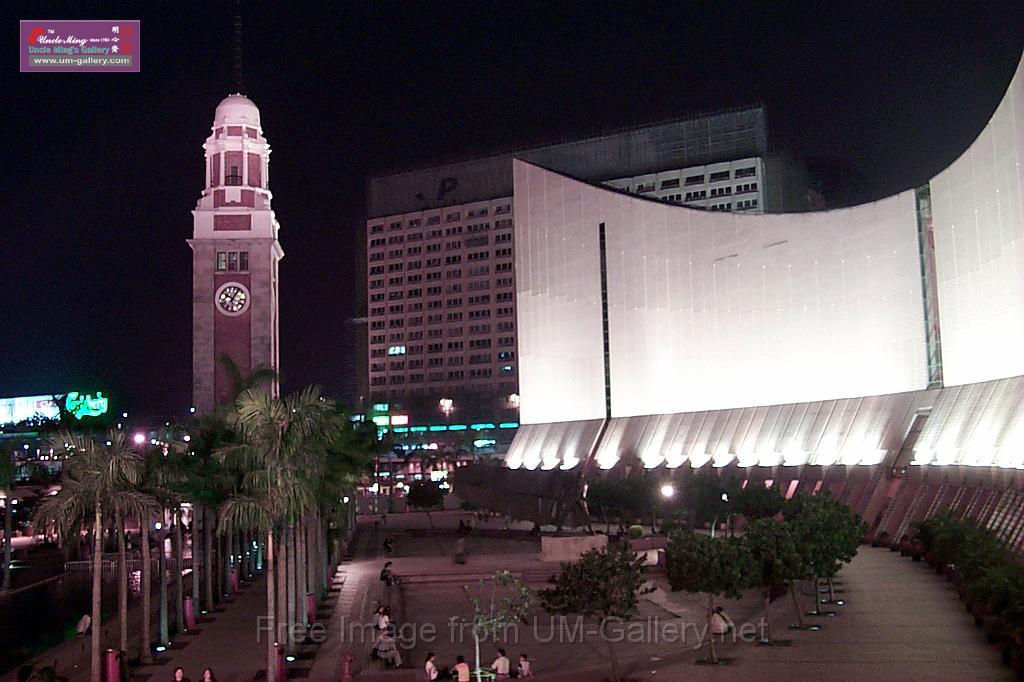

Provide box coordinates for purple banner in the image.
[20,20,140,73]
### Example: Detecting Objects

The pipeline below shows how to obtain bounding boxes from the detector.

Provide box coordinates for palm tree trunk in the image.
[265,529,277,682]
[174,507,184,632]
[286,524,297,648]
[159,531,169,644]
[275,524,287,652]
[222,532,231,597]
[2,500,12,592]
[204,506,214,613]
[306,515,318,602]
[297,516,308,628]
[140,514,153,664]
[91,501,103,682]
[116,508,128,653]
[706,593,718,663]
[192,504,201,610]
[762,590,772,643]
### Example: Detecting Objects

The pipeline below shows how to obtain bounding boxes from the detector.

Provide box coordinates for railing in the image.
[65,557,193,574]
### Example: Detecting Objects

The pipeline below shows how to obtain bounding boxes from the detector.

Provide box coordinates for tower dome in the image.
[214,93,261,127]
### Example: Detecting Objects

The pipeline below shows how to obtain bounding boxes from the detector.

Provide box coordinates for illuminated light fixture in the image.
[689,453,713,469]
[470,423,495,430]
[498,422,519,429]
[410,426,427,433]
[392,427,409,433]
[286,656,296,663]
[368,483,379,494]
[154,522,162,530]
[427,443,439,450]
[508,393,521,409]
[712,451,736,467]
[342,496,350,504]
[660,484,675,498]
[448,424,467,431]
[155,645,167,653]
[391,414,409,426]
[189,406,196,413]
[664,452,687,468]
[183,435,191,442]
[372,403,389,413]
[472,439,496,448]
[387,345,407,356]
[429,425,447,432]
[782,450,810,467]
[372,415,391,427]
[439,398,454,418]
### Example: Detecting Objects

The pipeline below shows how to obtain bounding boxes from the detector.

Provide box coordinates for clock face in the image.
[216,283,249,315]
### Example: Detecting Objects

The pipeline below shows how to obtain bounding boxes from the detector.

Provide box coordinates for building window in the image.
[660,178,680,190]
[227,252,239,271]
[226,165,242,186]
[709,170,730,183]
[735,166,756,179]
[216,252,228,271]
[684,174,704,186]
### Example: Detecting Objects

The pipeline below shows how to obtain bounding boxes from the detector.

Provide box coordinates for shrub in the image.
[627,524,645,540]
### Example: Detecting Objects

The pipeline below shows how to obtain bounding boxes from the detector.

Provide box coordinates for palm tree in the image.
[35,430,144,682]
[216,385,334,678]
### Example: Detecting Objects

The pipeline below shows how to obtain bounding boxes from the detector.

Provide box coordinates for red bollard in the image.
[184,595,196,630]
[274,642,287,682]
[341,652,354,682]
[102,649,122,682]
[230,567,240,593]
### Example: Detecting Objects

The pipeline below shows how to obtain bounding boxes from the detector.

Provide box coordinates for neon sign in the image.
[0,390,109,426]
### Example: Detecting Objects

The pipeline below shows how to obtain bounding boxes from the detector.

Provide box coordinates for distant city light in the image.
[189,406,196,413]
[133,433,146,444]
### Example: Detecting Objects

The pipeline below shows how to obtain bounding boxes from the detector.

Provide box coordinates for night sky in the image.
[2,1,1021,417]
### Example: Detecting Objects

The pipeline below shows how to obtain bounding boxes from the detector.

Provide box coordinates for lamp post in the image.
[439,398,454,425]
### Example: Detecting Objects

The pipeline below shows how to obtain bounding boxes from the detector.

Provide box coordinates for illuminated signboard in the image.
[0,391,109,426]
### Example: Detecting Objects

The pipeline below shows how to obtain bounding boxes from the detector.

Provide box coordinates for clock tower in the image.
[189,94,282,413]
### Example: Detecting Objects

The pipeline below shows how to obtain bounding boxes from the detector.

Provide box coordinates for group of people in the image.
[171,667,216,682]
[371,604,402,666]
[423,650,533,680]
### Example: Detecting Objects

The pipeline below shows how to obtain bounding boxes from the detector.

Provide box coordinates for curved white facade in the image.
[510,53,1024,471]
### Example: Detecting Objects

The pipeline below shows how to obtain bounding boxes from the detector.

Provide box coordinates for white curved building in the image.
[500,53,1024,543]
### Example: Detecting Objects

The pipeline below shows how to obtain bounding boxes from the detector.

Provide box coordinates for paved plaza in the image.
[3,513,1012,681]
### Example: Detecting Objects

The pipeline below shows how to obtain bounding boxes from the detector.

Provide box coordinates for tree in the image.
[688,470,733,532]
[784,493,865,616]
[744,518,806,644]
[216,385,334,678]
[463,571,531,682]
[733,483,784,522]
[666,530,754,664]
[0,452,16,593]
[34,430,144,682]
[406,480,445,529]
[539,543,653,681]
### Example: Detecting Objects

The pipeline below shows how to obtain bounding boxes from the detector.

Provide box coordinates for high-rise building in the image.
[190,94,283,413]
[363,107,814,451]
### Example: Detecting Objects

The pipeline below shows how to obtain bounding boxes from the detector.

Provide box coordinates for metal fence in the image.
[64,557,193,575]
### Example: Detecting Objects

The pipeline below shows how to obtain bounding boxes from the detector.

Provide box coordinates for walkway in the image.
[122,579,269,682]
[348,539,1011,681]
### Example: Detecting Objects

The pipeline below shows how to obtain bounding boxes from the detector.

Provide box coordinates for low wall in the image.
[540,535,608,563]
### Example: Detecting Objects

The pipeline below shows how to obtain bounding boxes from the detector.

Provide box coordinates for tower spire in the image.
[233,0,243,92]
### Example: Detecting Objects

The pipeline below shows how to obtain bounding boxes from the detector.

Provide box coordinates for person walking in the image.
[424,652,439,681]
[491,648,511,679]
[172,667,190,682]
[710,606,735,635]
[200,669,217,682]
[452,655,470,681]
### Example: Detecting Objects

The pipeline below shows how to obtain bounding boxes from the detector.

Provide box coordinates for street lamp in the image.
[660,484,675,499]
[439,397,454,420]
[507,393,521,410]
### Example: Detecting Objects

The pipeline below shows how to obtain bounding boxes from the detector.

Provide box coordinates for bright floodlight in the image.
[660,484,675,498]
[132,433,146,444]
[721,492,729,502]
[342,496,350,504]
